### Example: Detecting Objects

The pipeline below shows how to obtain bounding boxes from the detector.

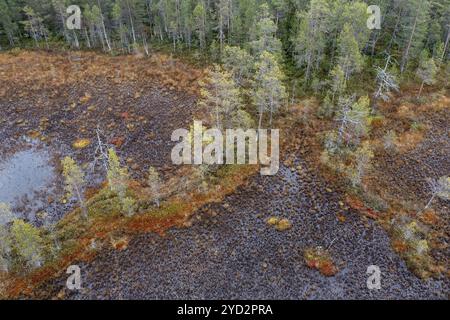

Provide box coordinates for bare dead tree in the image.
[374,55,399,102]
[424,176,450,210]
[90,126,111,174]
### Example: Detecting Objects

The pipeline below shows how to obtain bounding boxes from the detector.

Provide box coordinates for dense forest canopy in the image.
[0,0,448,79]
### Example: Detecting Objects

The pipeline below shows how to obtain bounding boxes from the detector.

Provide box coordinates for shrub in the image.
[383,130,398,151]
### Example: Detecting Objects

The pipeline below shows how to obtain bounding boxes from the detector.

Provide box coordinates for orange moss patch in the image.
[392,239,409,254]
[0,51,204,98]
[420,209,440,226]
[394,130,425,152]
[396,104,416,120]
[110,236,130,251]
[418,94,450,112]
[84,187,101,200]
[345,195,379,220]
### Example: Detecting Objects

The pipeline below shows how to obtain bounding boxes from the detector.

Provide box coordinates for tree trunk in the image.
[98,0,112,51]
[59,8,70,45]
[126,0,137,46]
[417,81,424,98]
[258,106,264,131]
[387,8,403,52]
[443,26,450,60]
[72,30,79,48]
[84,28,91,48]
[75,185,88,219]
[425,193,436,209]
[401,10,419,73]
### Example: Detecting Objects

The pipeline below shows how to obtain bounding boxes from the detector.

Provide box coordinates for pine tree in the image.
[52,0,80,48]
[292,0,331,82]
[348,141,374,188]
[222,45,253,85]
[232,0,257,45]
[92,2,112,51]
[329,64,346,102]
[250,3,282,57]
[337,23,364,84]
[335,95,371,146]
[180,0,194,48]
[62,156,88,219]
[107,148,135,215]
[198,65,242,129]
[121,196,136,216]
[147,166,161,207]
[416,50,437,98]
[217,0,232,52]
[112,0,130,51]
[399,0,431,73]
[10,219,44,270]
[339,1,370,50]
[107,148,128,196]
[253,51,287,129]
[193,1,206,49]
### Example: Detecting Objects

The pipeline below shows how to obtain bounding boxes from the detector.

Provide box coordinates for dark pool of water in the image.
[0,145,56,222]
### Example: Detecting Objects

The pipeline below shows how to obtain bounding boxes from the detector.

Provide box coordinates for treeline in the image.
[0,1,449,74]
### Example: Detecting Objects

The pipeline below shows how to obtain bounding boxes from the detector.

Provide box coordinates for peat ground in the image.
[0,51,448,299]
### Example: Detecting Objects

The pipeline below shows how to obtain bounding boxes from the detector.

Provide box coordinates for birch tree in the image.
[21,5,49,48]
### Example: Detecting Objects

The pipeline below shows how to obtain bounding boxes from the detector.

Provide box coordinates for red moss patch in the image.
[304,246,338,277]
